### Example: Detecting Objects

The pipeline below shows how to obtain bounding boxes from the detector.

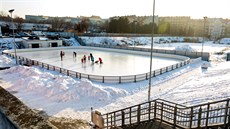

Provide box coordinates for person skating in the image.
[90,53,94,63]
[99,57,103,64]
[81,55,86,63]
[73,52,77,58]
[60,51,65,61]
[95,57,103,64]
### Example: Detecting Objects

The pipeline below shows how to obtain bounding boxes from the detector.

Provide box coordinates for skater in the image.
[73,51,77,58]
[88,55,91,61]
[95,57,103,64]
[90,53,94,63]
[91,55,94,63]
[99,57,103,64]
[82,55,86,63]
[60,50,65,61]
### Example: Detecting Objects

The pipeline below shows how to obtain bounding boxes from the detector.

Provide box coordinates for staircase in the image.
[74,35,86,46]
[102,98,230,129]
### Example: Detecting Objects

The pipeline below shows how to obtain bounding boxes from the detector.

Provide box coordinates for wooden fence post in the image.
[134,75,136,83]
[189,107,193,129]
[137,105,141,124]
[160,102,163,122]
[224,99,229,127]
[149,102,151,120]
[114,112,116,125]
[205,103,210,128]
[198,107,202,128]
[173,106,177,128]
[154,101,157,119]
[129,107,132,125]
[106,114,109,129]
[228,105,230,128]
[122,111,125,127]
[110,114,113,127]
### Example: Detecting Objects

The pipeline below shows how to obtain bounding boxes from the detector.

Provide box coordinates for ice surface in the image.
[17,48,181,76]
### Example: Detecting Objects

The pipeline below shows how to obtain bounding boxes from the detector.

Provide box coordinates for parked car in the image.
[17,32,31,37]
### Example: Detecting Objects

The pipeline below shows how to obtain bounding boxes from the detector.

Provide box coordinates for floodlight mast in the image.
[148,0,155,102]
[9,9,17,64]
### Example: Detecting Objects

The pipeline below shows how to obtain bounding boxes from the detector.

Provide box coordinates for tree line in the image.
[0,11,204,37]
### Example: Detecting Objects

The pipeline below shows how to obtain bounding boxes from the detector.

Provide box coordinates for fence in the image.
[87,44,210,61]
[102,98,230,128]
[5,52,189,83]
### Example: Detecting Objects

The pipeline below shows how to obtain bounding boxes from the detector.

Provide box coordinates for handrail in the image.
[102,98,230,128]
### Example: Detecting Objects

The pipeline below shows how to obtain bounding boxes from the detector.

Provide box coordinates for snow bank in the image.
[175,44,196,52]
[81,37,151,46]
[0,66,127,103]
[62,38,81,46]
[0,54,15,67]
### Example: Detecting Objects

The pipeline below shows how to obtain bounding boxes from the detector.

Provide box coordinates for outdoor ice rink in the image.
[17,48,182,76]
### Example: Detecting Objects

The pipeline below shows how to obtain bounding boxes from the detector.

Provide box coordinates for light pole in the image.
[9,9,17,64]
[201,16,207,60]
[148,0,155,101]
[134,20,137,47]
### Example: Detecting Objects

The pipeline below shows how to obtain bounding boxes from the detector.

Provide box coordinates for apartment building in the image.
[159,16,190,36]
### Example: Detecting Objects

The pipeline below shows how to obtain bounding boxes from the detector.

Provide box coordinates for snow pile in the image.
[0,65,127,103]
[175,44,196,52]
[62,38,81,46]
[81,37,151,46]
[0,54,15,67]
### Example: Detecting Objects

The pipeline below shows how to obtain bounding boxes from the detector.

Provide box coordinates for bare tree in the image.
[14,16,24,32]
[48,17,65,31]
[0,11,10,21]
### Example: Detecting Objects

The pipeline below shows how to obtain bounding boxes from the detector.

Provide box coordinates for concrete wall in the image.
[22,40,63,48]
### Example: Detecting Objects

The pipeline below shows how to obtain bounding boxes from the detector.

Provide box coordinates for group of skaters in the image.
[81,53,103,64]
[60,50,103,64]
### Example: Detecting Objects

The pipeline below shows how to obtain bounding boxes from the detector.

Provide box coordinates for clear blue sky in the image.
[1,0,230,19]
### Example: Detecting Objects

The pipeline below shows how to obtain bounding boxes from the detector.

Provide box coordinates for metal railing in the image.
[5,52,190,83]
[102,98,230,128]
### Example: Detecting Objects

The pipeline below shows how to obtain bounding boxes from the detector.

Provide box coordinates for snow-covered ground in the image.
[81,37,230,53]
[0,36,230,123]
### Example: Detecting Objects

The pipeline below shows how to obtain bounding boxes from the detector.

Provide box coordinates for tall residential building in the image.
[159,16,190,36]
[188,19,204,37]
[207,18,225,40]
[223,19,230,38]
